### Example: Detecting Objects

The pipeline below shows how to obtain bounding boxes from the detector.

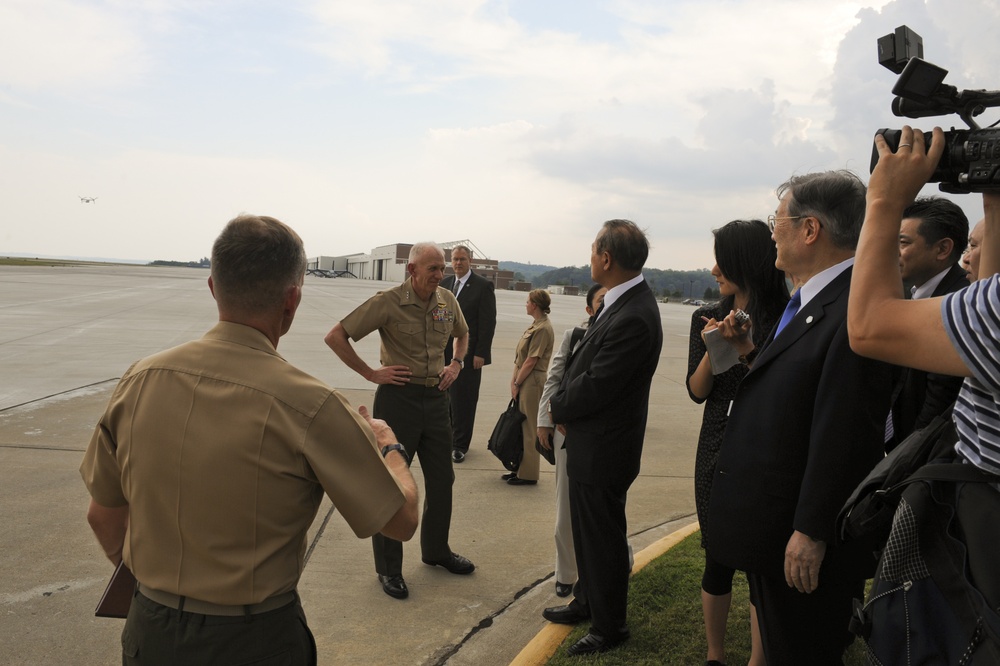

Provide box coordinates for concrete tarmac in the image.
[0,264,702,665]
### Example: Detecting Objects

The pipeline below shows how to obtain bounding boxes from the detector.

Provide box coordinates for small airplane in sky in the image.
[79,196,97,203]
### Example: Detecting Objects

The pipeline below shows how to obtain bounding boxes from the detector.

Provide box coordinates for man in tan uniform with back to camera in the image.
[326,242,475,601]
[81,214,418,665]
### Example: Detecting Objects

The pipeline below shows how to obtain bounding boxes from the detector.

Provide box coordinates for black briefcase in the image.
[488,398,525,471]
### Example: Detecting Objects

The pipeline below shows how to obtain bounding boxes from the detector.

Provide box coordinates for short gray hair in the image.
[776,170,866,251]
[408,242,444,264]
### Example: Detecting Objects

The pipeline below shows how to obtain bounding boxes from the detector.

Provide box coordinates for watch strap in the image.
[380,443,409,464]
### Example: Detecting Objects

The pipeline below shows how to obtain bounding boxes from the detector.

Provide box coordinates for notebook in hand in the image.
[95,561,136,618]
[703,327,741,375]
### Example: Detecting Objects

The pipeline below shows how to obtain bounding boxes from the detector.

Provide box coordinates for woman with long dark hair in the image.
[686,219,789,666]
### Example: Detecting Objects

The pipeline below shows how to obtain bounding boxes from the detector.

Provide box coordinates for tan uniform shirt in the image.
[80,322,405,605]
[341,278,469,377]
[515,316,555,375]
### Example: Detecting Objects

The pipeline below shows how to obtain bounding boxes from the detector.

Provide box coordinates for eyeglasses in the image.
[767,215,802,231]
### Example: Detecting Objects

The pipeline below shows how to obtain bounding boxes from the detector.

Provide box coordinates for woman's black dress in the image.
[686,302,777,548]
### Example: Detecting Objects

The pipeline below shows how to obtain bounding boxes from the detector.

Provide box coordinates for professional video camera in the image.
[870,25,1000,193]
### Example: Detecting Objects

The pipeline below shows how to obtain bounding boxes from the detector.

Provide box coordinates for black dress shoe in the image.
[542,602,589,624]
[555,581,573,597]
[507,476,537,486]
[452,449,465,463]
[566,630,629,656]
[377,574,408,599]
[705,661,727,666]
[501,471,517,480]
[421,552,475,575]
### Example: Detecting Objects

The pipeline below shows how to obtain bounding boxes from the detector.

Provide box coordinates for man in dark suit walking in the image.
[441,245,497,463]
[888,196,969,450]
[540,219,663,656]
[707,171,892,664]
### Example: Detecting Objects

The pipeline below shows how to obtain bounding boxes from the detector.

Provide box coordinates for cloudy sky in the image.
[1,0,997,270]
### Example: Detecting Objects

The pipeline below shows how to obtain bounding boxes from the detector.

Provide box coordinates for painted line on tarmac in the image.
[0,379,118,413]
[1,577,106,606]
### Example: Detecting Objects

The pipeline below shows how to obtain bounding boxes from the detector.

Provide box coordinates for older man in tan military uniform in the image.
[81,215,418,665]
[326,241,474,600]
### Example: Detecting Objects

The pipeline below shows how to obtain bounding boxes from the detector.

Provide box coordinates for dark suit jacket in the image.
[888,263,968,447]
[707,267,892,580]
[441,271,497,366]
[550,279,663,490]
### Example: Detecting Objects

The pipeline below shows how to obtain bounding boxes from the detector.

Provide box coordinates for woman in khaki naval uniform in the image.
[506,289,555,485]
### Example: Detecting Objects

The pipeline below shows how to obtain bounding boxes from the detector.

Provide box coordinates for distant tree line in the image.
[148,257,210,268]
[533,266,720,300]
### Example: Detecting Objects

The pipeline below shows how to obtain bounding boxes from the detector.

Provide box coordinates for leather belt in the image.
[137,583,296,617]
[407,376,440,387]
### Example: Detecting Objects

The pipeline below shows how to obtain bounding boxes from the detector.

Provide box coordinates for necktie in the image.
[452,279,461,296]
[774,289,802,338]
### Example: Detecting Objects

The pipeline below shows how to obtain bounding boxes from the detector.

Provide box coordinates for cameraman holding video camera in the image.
[852,126,1000,474]
[849,125,1000,660]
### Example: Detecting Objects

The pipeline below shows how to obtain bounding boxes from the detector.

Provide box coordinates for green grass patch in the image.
[545,531,867,665]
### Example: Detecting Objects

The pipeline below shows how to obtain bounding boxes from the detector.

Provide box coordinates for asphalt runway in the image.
[0,264,701,665]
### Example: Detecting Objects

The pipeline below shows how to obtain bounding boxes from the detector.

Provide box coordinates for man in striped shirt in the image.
[850,125,1000,476]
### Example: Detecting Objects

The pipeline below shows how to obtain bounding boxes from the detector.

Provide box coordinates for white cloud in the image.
[0,1,148,92]
[1,0,996,273]
[0,144,344,260]
[304,0,889,113]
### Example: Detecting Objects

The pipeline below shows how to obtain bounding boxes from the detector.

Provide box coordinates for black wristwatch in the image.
[452,358,464,368]
[380,443,409,464]
[738,347,759,366]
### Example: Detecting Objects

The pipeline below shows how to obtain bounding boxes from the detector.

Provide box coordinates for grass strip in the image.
[544,530,867,665]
